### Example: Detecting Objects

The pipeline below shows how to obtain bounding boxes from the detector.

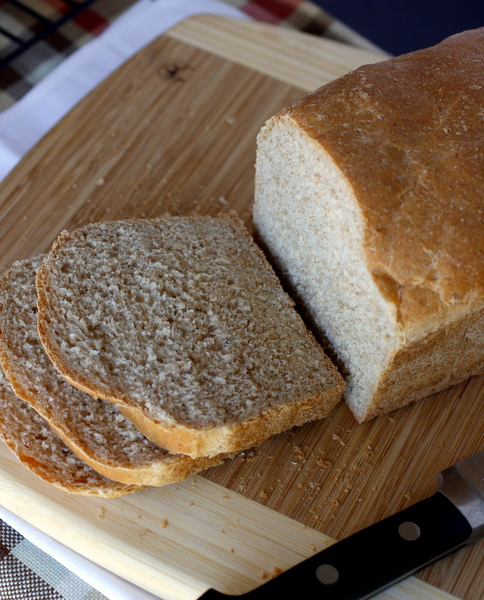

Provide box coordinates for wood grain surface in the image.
[0,15,481,600]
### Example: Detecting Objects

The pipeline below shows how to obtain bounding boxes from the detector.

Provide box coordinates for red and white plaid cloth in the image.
[0,0,378,112]
[0,0,134,111]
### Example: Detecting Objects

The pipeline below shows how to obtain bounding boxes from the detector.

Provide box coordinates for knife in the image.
[199,450,483,599]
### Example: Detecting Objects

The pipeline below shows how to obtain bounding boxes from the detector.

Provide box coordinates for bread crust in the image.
[0,368,141,497]
[119,388,341,458]
[358,305,484,421]
[46,415,226,483]
[284,28,484,340]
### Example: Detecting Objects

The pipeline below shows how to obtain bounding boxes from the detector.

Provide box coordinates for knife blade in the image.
[199,450,483,599]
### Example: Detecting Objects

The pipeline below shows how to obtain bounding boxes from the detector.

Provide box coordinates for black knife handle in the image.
[199,491,472,599]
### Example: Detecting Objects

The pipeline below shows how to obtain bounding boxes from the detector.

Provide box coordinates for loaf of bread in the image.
[36,213,345,458]
[253,28,484,422]
[0,366,140,496]
[0,256,225,485]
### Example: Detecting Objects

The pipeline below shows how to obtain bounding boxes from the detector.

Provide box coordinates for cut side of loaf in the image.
[36,213,345,458]
[0,255,225,485]
[0,365,140,497]
[254,28,484,422]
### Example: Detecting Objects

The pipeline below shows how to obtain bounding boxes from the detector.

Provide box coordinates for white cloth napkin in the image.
[0,0,249,183]
[0,2,247,598]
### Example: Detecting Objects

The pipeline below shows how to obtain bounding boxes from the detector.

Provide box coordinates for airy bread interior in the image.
[254,117,401,421]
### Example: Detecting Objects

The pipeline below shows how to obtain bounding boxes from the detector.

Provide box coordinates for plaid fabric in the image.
[224,0,333,33]
[0,0,137,111]
[0,521,107,599]
[0,0,375,112]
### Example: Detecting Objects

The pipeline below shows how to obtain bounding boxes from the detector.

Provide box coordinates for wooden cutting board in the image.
[0,15,482,600]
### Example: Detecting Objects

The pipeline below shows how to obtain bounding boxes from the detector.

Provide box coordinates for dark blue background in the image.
[311,0,484,55]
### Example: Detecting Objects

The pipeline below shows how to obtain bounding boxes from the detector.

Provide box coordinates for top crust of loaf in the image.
[276,28,484,341]
[36,213,344,457]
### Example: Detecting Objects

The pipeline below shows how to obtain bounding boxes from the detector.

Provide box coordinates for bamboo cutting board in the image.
[0,15,482,600]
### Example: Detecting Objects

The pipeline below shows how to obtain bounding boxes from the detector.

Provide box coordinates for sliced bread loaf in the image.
[253,28,484,422]
[0,365,140,496]
[36,213,345,458]
[0,255,225,485]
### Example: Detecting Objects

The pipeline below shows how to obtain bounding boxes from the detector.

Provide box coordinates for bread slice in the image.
[253,28,484,422]
[36,213,344,458]
[0,255,225,484]
[0,365,140,497]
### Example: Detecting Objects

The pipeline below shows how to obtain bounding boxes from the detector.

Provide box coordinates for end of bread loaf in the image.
[254,29,484,422]
[36,213,344,457]
[254,116,401,422]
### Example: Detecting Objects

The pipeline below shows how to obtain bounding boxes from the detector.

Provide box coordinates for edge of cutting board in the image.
[0,452,459,600]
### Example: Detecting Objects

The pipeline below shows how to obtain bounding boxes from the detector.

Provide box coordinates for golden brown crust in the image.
[41,408,226,484]
[256,29,484,421]
[283,28,484,341]
[120,383,344,458]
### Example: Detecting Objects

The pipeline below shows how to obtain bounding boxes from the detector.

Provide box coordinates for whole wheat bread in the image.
[0,365,140,496]
[254,28,484,422]
[36,213,344,458]
[0,255,225,485]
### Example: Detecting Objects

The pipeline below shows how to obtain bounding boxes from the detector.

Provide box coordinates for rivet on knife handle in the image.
[199,451,483,600]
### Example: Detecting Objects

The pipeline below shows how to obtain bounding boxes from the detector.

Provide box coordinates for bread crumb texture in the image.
[36,214,343,443]
[0,255,223,485]
[0,257,169,464]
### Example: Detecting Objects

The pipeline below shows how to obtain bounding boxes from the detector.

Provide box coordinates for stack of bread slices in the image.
[0,212,345,496]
